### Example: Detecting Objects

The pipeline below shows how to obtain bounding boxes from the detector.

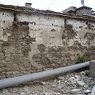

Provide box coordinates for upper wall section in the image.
[17,13,64,27]
[0,4,95,22]
[0,10,14,28]
[0,10,14,41]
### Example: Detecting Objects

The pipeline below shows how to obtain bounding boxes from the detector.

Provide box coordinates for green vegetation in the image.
[75,54,90,64]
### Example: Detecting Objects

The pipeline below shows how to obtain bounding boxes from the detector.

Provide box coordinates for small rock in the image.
[41,82,46,85]
[43,92,60,95]
[84,89,91,94]
[57,85,62,89]
[43,92,52,95]
[90,86,95,95]
[52,84,56,87]
[58,80,61,85]
[89,77,94,80]
[77,80,85,86]
[71,89,81,94]
[54,79,57,82]
[75,75,81,81]
[58,76,64,80]
[18,92,25,95]
[81,71,85,75]
[69,77,76,84]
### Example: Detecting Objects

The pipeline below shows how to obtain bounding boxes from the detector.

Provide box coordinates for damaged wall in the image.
[17,13,95,71]
[0,9,95,78]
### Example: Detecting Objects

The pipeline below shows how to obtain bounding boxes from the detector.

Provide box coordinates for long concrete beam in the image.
[0,61,90,89]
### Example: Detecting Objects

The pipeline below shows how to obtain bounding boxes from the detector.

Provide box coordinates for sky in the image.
[0,0,94,12]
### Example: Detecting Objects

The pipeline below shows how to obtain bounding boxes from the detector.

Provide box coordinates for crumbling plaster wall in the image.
[17,13,95,70]
[0,11,16,78]
[0,11,14,41]
[17,13,65,70]
[0,10,95,78]
[62,19,95,62]
[66,19,95,46]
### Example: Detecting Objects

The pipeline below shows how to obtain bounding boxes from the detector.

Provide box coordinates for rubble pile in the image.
[0,70,95,95]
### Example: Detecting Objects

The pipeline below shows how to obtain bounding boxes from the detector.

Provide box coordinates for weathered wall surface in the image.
[62,19,95,62]
[0,11,15,78]
[17,13,95,70]
[0,10,95,78]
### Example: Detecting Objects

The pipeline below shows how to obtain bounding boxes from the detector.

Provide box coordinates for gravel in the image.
[0,70,95,95]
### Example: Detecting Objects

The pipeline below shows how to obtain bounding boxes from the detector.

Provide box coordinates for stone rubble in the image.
[0,70,95,95]
[90,86,95,95]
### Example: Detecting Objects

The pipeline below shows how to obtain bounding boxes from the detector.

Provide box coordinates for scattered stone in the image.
[84,89,91,94]
[75,75,81,79]
[0,70,94,95]
[71,89,81,94]
[90,86,95,95]
[43,92,60,95]
[77,80,85,86]
[41,82,46,85]
[18,92,25,95]
[69,77,77,83]
[58,76,65,80]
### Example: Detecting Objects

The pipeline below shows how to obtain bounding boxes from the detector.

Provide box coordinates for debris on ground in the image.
[0,70,95,95]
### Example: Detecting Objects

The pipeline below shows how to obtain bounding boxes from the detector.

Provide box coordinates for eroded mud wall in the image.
[0,11,95,78]
[17,13,95,71]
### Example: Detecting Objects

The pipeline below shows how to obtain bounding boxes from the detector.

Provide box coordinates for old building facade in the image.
[0,4,95,78]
